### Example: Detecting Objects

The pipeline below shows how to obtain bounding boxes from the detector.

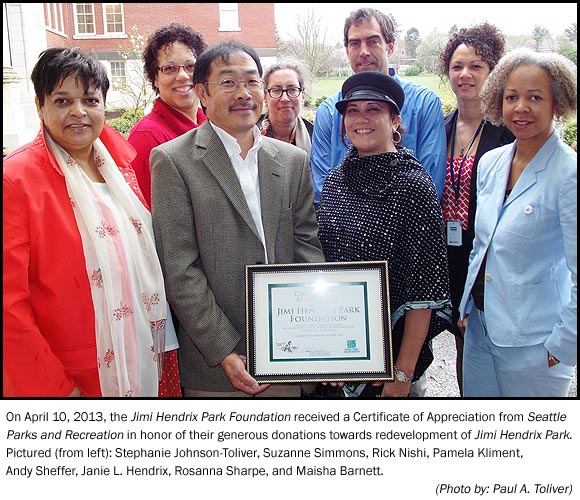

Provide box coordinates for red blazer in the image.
[3,124,146,397]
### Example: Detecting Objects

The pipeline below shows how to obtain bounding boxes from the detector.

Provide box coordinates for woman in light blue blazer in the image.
[458,48,577,397]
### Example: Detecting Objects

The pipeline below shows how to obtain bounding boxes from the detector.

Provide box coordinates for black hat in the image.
[335,71,405,116]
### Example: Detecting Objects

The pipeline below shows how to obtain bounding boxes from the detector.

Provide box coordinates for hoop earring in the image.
[393,129,402,145]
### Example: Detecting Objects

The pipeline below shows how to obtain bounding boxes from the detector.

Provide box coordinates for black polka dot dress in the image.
[317,147,452,381]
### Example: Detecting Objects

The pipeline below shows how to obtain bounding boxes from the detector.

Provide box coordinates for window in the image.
[103,3,124,34]
[45,3,65,33]
[74,3,95,35]
[110,61,126,90]
[219,3,240,31]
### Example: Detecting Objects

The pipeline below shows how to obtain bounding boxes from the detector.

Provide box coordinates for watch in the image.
[394,364,413,383]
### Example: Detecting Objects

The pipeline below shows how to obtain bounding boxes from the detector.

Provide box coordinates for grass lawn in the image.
[309,74,576,150]
[313,74,455,106]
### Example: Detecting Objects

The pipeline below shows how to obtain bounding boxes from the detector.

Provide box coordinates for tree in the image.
[276,10,404,79]
[415,29,447,74]
[505,34,534,51]
[115,25,156,117]
[387,13,401,39]
[275,28,289,56]
[560,46,577,65]
[532,25,549,51]
[448,24,459,36]
[281,9,336,79]
[565,22,577,42]
[404,28,421,59]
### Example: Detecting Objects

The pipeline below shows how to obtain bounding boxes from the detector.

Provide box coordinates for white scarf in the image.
[261,115,312,154]
[293,116,312,155]
[46,134,166,397]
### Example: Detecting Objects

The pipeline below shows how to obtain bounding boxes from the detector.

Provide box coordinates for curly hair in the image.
[343,8,396,47]
[438,23,505,80]
[142,22,207,94]
[480,48,577,126]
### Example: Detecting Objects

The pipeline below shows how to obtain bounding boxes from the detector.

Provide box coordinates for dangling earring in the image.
[393,128,402,145]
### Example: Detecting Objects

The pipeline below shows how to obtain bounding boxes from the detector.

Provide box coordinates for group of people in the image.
[3,7,576,399]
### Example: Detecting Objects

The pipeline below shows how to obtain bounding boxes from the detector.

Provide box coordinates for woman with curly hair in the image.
[128,23,207,206]
[458,48,577,397]
[437,23,515,395]
[127,23,207,396]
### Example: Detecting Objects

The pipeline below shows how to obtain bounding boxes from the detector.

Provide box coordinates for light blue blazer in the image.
[459,131,577,366]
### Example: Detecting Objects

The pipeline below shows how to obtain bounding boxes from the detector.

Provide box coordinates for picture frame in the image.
[245,261,393,383]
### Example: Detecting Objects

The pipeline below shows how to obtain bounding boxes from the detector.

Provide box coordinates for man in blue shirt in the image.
[311,7,446,205]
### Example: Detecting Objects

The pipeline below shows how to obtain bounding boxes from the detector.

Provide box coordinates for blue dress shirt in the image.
[310,68,447,204]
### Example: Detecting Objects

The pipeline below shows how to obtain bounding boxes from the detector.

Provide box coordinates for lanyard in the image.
[449,119,484,204]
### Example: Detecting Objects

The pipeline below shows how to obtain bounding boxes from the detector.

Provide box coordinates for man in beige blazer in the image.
[150,40,324,397]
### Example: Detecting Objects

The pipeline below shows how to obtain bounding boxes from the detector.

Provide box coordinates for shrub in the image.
[441,97,456,115]
[106,109,144,138]
[315,95,328,107]
[404,65,422,77]
[562,118,577,151]
[560,46,577,65]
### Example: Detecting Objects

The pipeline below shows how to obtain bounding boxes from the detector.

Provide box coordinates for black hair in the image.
[343,8,396,47]
[31,47,109,106]
[142,22,207,93]
[193,39,263,86]
[438,23,505,78]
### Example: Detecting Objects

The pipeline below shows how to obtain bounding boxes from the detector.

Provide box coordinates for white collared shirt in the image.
[210,122,267,262]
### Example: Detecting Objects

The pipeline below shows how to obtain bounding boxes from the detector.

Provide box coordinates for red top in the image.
[3,124,146,397]
[442,154,475,230]
[127,98,206,205]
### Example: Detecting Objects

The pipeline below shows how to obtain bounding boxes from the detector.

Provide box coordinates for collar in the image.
[209,121,263,156]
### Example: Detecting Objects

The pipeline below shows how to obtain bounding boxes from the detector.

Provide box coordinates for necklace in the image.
[457,121,484,157]
[449,119,485,205]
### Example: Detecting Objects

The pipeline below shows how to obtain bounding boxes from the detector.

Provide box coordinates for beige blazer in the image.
[150,121,325,392]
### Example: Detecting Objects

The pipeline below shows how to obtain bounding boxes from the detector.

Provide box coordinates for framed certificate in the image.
[245,261,393,383]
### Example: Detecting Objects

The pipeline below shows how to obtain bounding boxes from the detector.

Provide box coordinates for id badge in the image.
[447,220,462,246]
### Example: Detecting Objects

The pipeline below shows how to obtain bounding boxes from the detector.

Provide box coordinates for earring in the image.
[393,129,402,145]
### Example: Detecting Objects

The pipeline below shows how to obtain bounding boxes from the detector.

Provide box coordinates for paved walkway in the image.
[425,330,577,398]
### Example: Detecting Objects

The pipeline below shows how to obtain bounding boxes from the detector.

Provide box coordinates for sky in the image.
[274,3,577,44]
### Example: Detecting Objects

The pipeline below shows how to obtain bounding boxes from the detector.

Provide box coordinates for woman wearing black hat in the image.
[317,71,452,398]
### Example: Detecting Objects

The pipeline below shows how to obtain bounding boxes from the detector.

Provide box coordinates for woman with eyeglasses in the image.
[260,59,313,154]
[128,23,207,206]
[129,23,206,397]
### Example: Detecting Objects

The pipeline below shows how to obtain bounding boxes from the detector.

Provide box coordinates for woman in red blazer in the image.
[3,47,179,397]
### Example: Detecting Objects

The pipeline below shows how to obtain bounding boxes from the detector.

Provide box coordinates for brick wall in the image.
[58,3,275,54]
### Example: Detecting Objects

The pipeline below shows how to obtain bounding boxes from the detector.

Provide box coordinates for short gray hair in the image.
[263,58,312,94]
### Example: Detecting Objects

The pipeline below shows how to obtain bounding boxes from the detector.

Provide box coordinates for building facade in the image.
[3,2,276,153]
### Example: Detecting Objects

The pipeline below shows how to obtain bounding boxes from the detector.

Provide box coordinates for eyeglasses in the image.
[157,63,195,75]
[204,78,264,93]
[266,87,303,99]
